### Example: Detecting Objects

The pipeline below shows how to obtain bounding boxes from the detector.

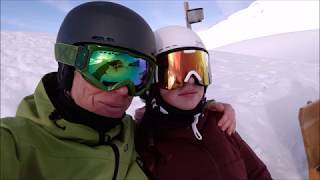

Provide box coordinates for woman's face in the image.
[160,77,204,110]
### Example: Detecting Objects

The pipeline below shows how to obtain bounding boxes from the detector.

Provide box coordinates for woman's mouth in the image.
[178,91,197,96]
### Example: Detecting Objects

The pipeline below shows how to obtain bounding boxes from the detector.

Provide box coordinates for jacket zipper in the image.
[99,131,120,180]
[108,143,120,180]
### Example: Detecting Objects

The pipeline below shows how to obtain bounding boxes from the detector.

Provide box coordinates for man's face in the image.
[70,71,133,118]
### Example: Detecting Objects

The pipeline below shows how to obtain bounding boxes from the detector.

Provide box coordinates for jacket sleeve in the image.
[0,127,20,180]
[231,132,273,180]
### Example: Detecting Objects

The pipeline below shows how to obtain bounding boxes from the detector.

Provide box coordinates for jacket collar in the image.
[16,72,128,146]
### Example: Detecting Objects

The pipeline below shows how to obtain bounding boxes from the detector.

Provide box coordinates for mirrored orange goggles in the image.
[156,49,212,90]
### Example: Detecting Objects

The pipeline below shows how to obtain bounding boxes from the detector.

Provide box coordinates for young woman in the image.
[135,26,272,180]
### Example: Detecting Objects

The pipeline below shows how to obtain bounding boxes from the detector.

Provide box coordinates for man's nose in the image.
[113,86,129,96]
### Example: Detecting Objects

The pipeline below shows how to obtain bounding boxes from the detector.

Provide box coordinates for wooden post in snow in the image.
[184,0,192,29]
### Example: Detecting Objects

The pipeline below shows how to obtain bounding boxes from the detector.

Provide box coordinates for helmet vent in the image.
[91,36,115,43]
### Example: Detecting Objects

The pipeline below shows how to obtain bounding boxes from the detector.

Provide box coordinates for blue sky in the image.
[1,0,253,34]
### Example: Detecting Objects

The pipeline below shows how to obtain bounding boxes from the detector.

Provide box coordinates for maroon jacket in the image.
[136,108,272,180]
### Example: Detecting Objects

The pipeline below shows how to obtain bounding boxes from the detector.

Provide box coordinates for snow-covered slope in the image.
[198,0,319,49]
[1,31,57,116]
[214,29,319,62]
[1,30,319,179]
[207,50,317,179]
[206,29,319,179]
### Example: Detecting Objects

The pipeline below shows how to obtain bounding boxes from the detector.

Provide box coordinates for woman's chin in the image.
[174,103,199,110]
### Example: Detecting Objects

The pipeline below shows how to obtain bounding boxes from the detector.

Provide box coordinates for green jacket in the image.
[0,77,148,180]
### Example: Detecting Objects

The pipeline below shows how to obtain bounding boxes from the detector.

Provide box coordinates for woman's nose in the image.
[186,76,196,84]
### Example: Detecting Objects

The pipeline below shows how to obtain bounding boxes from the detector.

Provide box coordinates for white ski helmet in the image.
[153,25,212,86]
[154,25,207,56]
[140,25,211,102]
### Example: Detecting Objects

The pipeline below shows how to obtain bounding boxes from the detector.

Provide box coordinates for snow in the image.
[198,0,319,49]
[1,29,318,179]
[200,30,319,179]
[1,31,57,116]
[213,30,319,62]
[207,50,318,179]
[1,0,319,177]
[194,1,319,177]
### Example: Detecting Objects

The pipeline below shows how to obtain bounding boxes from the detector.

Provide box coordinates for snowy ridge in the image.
[215,29,319,62]
[198,0,319,49]
[1,30,319,179]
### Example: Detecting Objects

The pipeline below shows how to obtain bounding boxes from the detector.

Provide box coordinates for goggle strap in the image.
[55,43,79,66]
[155,66,159,83]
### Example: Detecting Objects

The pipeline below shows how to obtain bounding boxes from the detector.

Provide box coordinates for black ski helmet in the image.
[55,1,156,91]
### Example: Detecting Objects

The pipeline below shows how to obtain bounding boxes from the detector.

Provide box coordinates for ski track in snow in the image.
[1,31,319,179]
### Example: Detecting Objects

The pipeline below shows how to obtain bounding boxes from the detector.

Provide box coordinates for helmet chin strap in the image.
[148,84,206,141]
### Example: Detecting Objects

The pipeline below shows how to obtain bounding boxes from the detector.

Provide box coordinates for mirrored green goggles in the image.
[55,43,156,96]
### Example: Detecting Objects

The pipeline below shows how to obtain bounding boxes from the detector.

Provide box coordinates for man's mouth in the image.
[108,104,123,108]
[99,102,123,109]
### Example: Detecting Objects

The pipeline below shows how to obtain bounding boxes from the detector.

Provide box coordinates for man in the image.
[0,1,235,179]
